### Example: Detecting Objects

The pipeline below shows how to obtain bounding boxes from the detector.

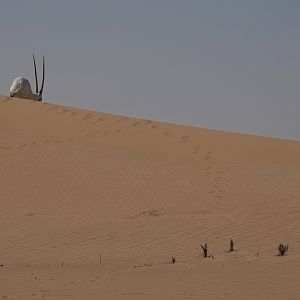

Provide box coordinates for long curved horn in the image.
[39,56,45,97]
[33,54,39,93]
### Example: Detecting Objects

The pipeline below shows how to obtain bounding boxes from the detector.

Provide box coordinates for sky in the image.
[0,0,299,140]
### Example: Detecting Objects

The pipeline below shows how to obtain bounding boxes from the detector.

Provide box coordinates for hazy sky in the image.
[0,1,299,140]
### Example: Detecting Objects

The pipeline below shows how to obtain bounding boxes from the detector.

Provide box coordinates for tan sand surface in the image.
[0,95,300,299]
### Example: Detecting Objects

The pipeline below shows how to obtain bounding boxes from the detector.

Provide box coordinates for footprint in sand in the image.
[81,113,92,120]
[61,108,70,114]
[130,121,141,127]
[181,136,190,143]
[47,105,58,111]
[116,117,129,123]
[26,212,37,217]
[164,130,171,137]
[151,124,159,129]
[84,132,99,137]
[193,145,200,154]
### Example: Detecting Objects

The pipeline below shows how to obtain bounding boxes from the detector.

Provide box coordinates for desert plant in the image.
[201,243,208,257]
[171,257,176,264]
[230,239,234,252]
[278,244,288,256]
[148,209,159,216]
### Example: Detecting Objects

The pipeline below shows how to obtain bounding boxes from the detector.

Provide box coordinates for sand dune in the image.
[0,95,300,299]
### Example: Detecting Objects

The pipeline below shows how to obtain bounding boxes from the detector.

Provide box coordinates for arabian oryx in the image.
[10,54,45,101]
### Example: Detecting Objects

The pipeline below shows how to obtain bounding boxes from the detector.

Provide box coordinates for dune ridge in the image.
[0,95,300,299]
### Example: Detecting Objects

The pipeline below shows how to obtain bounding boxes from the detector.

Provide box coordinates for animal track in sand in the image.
[61,108,70,114]
[84,132,99,137]
[0,130,111,151]
[181,136,190,143]
[193,145,201,154]
[25,212,37,217]
[164,130,171,137]
[130,208,162,219]
[133,263,153,269]
[130,121,142,127]
[151,124,159,129]
[116,117,129,123]
[46,105,58,111]
[81,113,92,121]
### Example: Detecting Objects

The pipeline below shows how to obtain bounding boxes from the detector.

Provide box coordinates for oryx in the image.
[9,54,45,101]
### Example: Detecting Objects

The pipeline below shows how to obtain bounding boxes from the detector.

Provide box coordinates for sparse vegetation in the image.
[171,257,176,264]
[278,244,288,256]
[230,239,234,252]
[148,209,159,217]
[201,243,208,257]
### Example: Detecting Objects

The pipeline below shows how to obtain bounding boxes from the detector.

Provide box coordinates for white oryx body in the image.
[9,55,45,101]
[10,77,41,101]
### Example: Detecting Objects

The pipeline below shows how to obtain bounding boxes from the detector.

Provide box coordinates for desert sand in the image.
[0,95,300,299]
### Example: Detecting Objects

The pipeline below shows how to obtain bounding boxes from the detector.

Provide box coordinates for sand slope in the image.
[0,95,300,299]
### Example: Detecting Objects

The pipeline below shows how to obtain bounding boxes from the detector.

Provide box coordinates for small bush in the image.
[278,244,288,256]
[201,243,208,257]
[230,239,234,252]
